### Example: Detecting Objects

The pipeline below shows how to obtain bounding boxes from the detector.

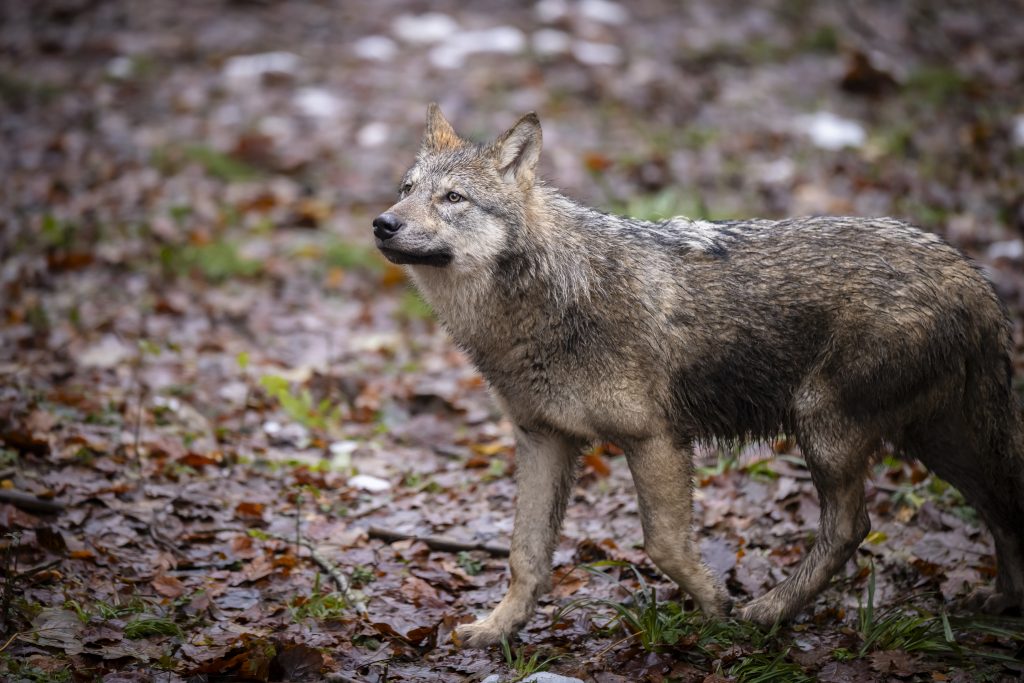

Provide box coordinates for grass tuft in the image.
[501,636,564,682]
[124,616,183,639]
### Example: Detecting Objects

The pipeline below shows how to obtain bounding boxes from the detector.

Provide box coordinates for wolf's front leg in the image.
[454,428,580,648]
[625,434,732,616]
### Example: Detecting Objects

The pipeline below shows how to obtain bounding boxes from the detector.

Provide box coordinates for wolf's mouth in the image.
[377,244,453,267]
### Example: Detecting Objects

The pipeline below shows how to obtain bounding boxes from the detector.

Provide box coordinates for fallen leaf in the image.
[235,501,266,520]
[583,449,611,477]
[22,608,84,655]
[273,643,324,679]
[152,573,186,598]
[400,575,447,609]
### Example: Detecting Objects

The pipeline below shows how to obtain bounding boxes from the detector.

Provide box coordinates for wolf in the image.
[371,104,1024,648]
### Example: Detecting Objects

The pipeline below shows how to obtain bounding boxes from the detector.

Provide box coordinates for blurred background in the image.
[2,1,1024,680]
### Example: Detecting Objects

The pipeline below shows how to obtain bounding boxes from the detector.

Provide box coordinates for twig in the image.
[0,630,21,654]
[0,532,18,633]
[295,492,303,557]
[367,526,509,557]
[18,558,62,582]
[324,673,364,683]
[132,384,146,468]
[591,631,640,661]
[0,490,63,514]
[265,531,367,616]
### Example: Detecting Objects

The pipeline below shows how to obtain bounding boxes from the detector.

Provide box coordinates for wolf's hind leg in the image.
[625,435,731,615]
[909,411,1024,616]
[454,428,580,649]
[740,412,873,625]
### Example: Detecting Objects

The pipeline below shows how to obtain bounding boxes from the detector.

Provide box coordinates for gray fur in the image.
[373,105,1024,648]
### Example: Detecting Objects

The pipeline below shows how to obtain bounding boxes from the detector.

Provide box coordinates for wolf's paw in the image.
[716,594,735,617]
[737,595,789,627]
[452,618,509,649]
[963,587,1022,616]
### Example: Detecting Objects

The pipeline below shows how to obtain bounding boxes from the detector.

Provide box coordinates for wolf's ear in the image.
[491,112,542,189]
[422,103,462,152]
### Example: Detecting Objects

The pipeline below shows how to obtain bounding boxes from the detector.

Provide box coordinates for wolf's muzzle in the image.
[372,212,404,241]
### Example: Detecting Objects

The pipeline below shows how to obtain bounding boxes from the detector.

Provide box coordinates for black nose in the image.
[373,212,403,240]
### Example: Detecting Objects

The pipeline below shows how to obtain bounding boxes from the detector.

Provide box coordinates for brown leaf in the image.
[400,575,447,609]
[817,661,871,683]
[240,554,275,584]
[869,650,921,675]
[550,565,588,599]
[272,643,323,679]
[584,151,613,173]
[234,501,265,520]
[229,533,262,560]
[470,441,508,457]
[381,263,407,286]
[583,449,611,477]
[152,573,186,598]
[180,451,222,468]
[22,608,84,655]
[464,454,490,468]
[839,50,899,97]
[35,526,68,554]
[0,503,41,529]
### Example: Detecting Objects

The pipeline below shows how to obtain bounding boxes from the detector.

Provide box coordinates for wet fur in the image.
[375,105,1024,648]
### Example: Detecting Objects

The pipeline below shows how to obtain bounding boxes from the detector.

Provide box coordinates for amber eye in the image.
[446,191,463,203]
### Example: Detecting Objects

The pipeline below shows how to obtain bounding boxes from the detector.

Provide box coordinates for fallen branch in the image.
[0,490,64,515]
[367,526,509,557]
[265,531,367,616]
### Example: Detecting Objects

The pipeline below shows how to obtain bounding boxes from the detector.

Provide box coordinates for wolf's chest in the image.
[477,343,664,442]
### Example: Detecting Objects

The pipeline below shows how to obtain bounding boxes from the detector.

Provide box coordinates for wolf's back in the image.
[615,214,1012,443]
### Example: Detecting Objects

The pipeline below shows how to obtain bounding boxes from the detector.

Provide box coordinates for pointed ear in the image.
[422,102,462,152]
[490,112,542,188]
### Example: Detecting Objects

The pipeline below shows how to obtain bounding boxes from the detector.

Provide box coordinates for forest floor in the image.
[1,0,1023,681]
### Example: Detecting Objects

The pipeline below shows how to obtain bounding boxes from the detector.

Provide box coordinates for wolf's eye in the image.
[399,183,412,196]
[446,191,463,203]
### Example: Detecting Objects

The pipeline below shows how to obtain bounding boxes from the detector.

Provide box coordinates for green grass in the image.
[729,648,813,683]
[160,240,262,281]
[290,573,348,621]
[397,289,434,321]
[887,473,977,524]
[615,190,707,222]
[0,653,72,683]
[182,144,262,182]
[457,551,484,576]
[856,564,1024,664]
[905,66,972,104]
[41,214,77,248]
[323,239,385,272]
[501,637,564,682]
[555,561,769,655]
[0,447,18,468]
[795,24,839,53]
[65,596,148,622]
[124,616,183,639]
[555,562,687,652]
[259,374,343,433]
[350,565,376,587]
[0,70,61,107]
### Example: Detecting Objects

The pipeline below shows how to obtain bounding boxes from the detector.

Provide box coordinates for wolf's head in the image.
[372,104,542,273]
